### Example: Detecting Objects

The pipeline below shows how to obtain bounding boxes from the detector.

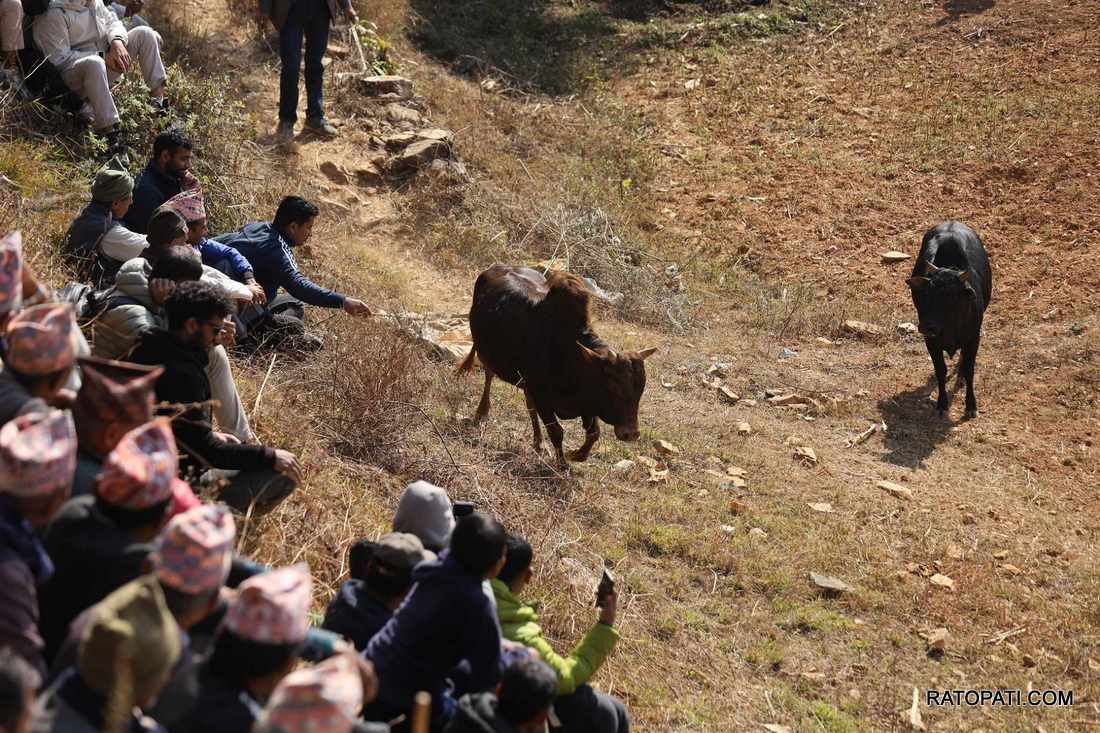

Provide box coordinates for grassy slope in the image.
[2,0,1098,730]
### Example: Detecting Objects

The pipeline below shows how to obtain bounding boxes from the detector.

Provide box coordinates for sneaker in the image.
[305,117,337,137]
[275,119,295,144]
[151,96,171,118]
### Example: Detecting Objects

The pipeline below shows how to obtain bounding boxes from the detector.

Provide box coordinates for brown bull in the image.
[457,264,656,466]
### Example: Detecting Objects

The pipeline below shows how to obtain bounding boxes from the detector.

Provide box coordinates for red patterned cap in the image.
[75,357,162,424]
[0,409,76,497]
[224,563,312,645]
[4,304,77,376]
[0,231,23,316]
[152,504,236,595]
[162,187,206,224]
[256,653,363,733]
[95,418,183,509]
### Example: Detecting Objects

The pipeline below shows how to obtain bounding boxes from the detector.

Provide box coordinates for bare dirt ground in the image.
[8,0,1096,729]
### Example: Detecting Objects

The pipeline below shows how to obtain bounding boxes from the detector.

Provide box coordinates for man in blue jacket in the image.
[124,129,197,234]
[214,196,372,348]
[364,512,507,731]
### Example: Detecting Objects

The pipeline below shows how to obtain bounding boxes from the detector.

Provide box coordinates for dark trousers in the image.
[278,0,331,123]
[554,684,630,733]
[216,468,297,514]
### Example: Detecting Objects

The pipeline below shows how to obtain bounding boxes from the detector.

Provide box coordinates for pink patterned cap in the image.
[0,409,77,497]
[162,187,206,224]
[224,563,312,645]
[256,653,363,733]
[95,418,184,510]
[152,504,236,595]
[4,304,77,376]
[0,231,23,316]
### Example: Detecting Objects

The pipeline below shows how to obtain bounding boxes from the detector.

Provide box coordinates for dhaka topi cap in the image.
[95,418,184,510]
[0,409,76,498]
[146,208,188,248]
[162,187,206,224]
[78,574,181,706]
[0,231,22,316]
[4,303,77,376]
[90,167,135,204]
[75,357,162,425]
[152,504,236,595]
[255,653,364,733]
[224,563,312,645]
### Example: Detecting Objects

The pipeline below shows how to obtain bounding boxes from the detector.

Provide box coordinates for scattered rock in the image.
[318,197,351,216]
[742,399,758,407]
[684,78,701,91]
[319,161,351,185]
[718,386,740,403]
[722,476,747,490]
[815,337,835,346]
[737,422,752,436]
[877,480,913,500]
[999,563,1023,575]
[384,103,423,126]
[390,138,452,173]
[906,686,926,730]
[647,464,669,483]
[729,499,749,515]
[992,550,1009,559]
[929,573,955,590]
[748,527,768,540]
[897,322,919,335]
[842,320,884,338]
[810,572,852,594]
[925,627,948,653]
[946,543,964,560]
[881,250,912,264]
[357,74,414,99]
[1022,653,1038,668]
[763,725,793,733]
[808,502,834,513]
[768,393,809,407]
[655,439,681,456]
[637,455,658,469]
[326,42,350,59]
[720,524,736,536]
[707,362,731,378]
[354,161,387,186]
[779,347,798,359]
[764,388,783,398]
[799,671,826,682]
[793,446,818,466]
[962,513,977,525]
[611,459,636,475]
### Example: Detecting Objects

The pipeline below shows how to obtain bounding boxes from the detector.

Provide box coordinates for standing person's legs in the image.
[61,56,120,130]
[205,344,255,443]
[124,25,167,97]
[553,684,630,733]
[302,0,330,124]
[278,3,306,125]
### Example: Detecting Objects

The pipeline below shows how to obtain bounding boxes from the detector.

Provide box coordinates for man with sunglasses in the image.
[129,280,302,513]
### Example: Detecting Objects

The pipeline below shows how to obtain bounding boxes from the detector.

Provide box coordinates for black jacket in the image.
[322,580,394,651]
[38,496,152,663]
[443,694,519,733]
[129,329,276,473]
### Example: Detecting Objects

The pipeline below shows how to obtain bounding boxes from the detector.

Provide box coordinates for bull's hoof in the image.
[566,449,591,463]
[964,409,978,420]
[462,415,484,428]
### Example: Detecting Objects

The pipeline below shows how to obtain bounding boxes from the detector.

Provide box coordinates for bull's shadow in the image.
[876,374,955,468]
[938,0,994,25]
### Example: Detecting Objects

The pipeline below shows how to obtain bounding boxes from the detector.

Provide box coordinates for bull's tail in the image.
[456,345,478,377]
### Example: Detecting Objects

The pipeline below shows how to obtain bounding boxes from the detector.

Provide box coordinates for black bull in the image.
[906,221,992,419]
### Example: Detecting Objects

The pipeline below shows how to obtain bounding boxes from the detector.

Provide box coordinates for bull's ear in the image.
[637,347,658,360]
[906,276,930,290]
[957,270,969,283]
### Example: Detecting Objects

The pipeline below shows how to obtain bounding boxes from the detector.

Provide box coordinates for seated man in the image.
[322,532,434,651]
[125,130,197,234]
[70,356,161,497]
[0,648,37,733]
[0,304,78,426]
[214,196,372,348]
[175,563,312,733]
[162,186,266,304]
[64,165,146,287]
[32,0,167,152]
[37,418,184,662]
[0,410,77,676]
[493,536,629,733]
[444,657,559,733]
[129,281,301,512]
[33,575,180,732]
[0,0,23,73]
[364,512,507,728]
[254,652,386,733]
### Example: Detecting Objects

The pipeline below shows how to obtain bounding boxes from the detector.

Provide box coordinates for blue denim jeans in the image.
[278,0,331,123]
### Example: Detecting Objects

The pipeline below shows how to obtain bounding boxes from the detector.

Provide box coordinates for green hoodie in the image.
[491,579,619,696]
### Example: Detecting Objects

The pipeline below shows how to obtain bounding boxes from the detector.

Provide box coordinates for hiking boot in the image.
[151,96,171,118]
[275,119,295,144]
[100,126,131,167]
[305,117,337,137]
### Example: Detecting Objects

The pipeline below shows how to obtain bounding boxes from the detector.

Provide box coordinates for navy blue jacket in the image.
[365,551,502,711]
[196,238,254,283]
[214,222,345,308]
[124,161,186,234]
[322,580,393,652]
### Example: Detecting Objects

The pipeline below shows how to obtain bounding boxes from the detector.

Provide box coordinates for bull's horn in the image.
[637,347,658,360]
[921,259,940,274]
[576,342,601,359]
[957,270,969,283]
[906,276,930,289]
